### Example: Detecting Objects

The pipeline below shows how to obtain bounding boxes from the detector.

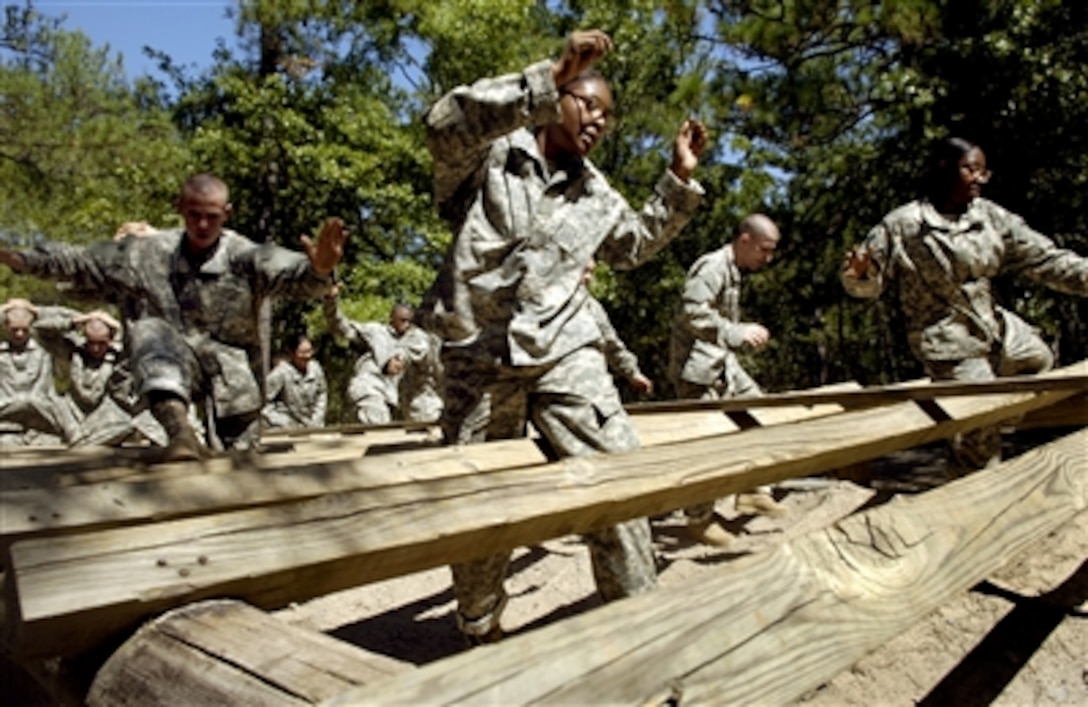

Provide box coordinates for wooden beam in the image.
[627,368,1088,415]
[0,383,857,549]
[3,373,1079,659]
[337,429,1088,705]
[86,599,409,707]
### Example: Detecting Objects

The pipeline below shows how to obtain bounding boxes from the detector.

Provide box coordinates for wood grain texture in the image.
[4,378,1078,659]
[87,599,408,706]
[336,429,1088,706]
[0,386,857,551]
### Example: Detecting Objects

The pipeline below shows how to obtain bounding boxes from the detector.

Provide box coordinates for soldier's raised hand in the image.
[301,217,348,276]
[842,245,875,278]
[552,29,613,89]
[671,118,708,182]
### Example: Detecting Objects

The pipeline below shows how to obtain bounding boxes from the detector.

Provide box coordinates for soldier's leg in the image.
[531,347,657,601]
[443,349,529,643]
[353,394,392,425]
[927,357,1000,475]
[997,309,1054,376]
[669,382,733,542]
[129,318,207,459]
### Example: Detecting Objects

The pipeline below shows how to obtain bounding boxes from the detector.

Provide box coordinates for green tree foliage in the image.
[0,3,187,305]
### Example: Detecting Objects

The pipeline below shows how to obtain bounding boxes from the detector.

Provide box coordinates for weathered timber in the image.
[1019,391,1088,430]
[3,372,1079,659]
[0,385,857,550]
[86,599,409,707]
[628,369,1088,415]
[339,429,1088,706]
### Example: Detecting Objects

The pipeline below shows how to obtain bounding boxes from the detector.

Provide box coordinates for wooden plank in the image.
[1018,391,1088,430]
[340,429,1088,706]
[627,369,1088,415]
[0,383,858,549]
[86,599,409,707]
[4,373,1079,659]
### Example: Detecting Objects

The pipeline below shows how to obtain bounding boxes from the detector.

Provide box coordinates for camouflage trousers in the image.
[129,318,260,450]
[673,377,767,525]
[441,344,657,638]
[925,309,1054,475]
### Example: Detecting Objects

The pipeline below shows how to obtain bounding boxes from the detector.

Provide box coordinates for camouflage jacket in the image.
[668,244,753,388]
[324,298,401,407]
[420,58,703,367]
[262,359,328,429]
[842,198,1088,361]
[397,325,443,421]
[584,294,642,381]
[17,229,334,417]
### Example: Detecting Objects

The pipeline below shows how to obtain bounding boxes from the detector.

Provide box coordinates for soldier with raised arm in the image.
[420,29,707,645]
[0,174,347,458]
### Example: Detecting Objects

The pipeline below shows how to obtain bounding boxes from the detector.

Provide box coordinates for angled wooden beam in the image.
[339,429,1087,705]
[628,368,1088,415]
[3,372,1079,659]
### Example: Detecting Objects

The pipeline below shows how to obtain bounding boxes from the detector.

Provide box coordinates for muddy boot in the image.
[685,520,735,548]
[150,396,208,461]
[735,491,788,519]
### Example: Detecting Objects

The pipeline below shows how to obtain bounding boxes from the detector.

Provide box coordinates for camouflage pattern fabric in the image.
[843,197,1086,469]
[668,243,760,397]
[0,335,74,445]
[262,359,328,429]
[324,297,400,424]
[17,228,333,447]
[584,294,643,382]
[397,326,444,423]
[422,59,702,637]
[32,305,164,446]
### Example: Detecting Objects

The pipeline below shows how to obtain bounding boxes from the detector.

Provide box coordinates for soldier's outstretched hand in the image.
[302,217,348,276]
[552,29,613,88]
[671,118,708,182]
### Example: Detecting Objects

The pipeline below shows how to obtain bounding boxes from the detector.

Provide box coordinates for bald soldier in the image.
[668,213,788,546]
[0,298,75,445]
[0,174,347,457]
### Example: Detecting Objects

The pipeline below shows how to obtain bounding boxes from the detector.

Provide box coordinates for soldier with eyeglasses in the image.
[842,136,1088,474]
[420,28,708,646]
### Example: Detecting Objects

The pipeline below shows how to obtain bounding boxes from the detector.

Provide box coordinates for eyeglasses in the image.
[562,90,617,133]
[960,163,992,183]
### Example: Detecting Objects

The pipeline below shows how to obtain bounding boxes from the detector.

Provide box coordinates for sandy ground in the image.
[272,431,1088,705]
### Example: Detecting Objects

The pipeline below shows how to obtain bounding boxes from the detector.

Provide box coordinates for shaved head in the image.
[734,212,780,272]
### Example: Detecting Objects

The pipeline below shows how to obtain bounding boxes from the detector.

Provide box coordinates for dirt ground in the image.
[272,428,1088,705]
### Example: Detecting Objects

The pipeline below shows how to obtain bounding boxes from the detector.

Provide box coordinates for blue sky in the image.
[34,0,237,78]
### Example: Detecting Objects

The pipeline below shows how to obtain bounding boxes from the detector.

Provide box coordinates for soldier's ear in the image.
[223,203,234,221]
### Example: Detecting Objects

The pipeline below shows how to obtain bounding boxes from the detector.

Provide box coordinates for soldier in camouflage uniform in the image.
[0,174,347,458]
[262,333,328,430]
[668,214,787,547]
[842,137,1088,472]
[396,309,445,423]
[582,260,653,396]
[419,29,707,644]
[32,306,167,446]
[0,299,75,445]
[323,294,406,424]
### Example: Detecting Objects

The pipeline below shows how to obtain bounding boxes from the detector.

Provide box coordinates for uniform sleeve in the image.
[1001,211,1088,296]
[841,220,895,300]
[310,362,328,428]
[18,239,129,298]
[425,59,560,211]
[586,296,641,380]
[677,257,747,351]
[596,169,704,271]
[30,305,81,360]
[252,243,334,301]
